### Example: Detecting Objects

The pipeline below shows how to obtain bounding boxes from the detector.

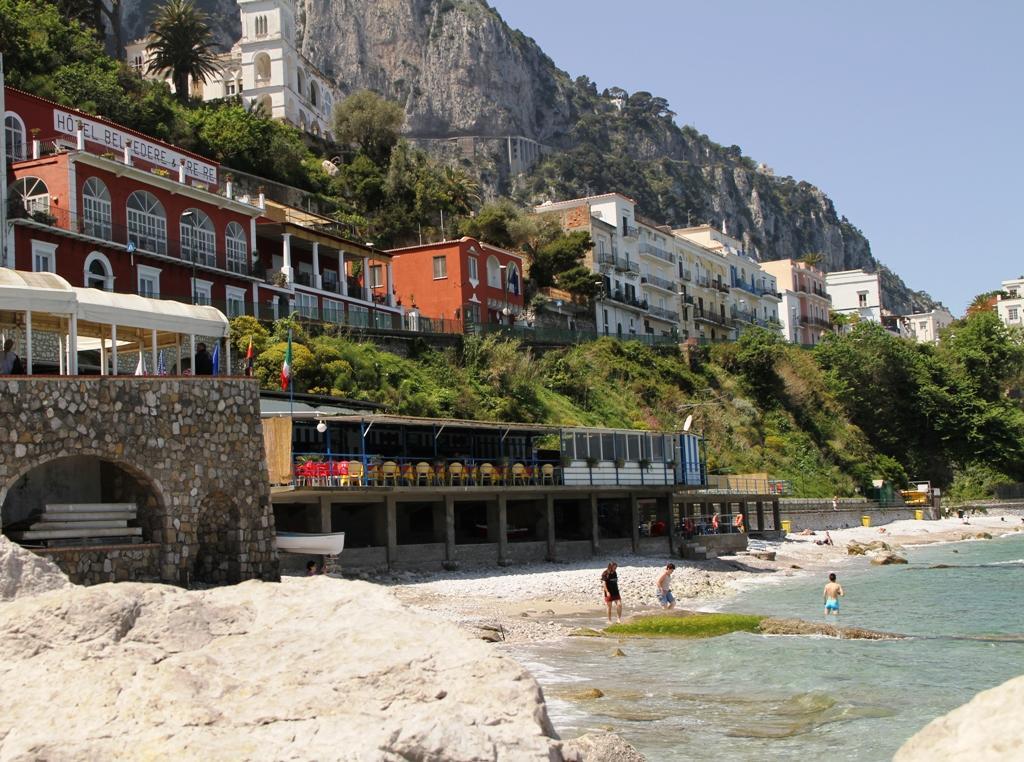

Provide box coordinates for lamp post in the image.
[498,264,510,324]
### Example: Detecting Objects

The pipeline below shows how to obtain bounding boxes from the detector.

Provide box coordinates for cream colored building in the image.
[996,277,1024,329]
[899,308,954,343]
[126,0,338,139]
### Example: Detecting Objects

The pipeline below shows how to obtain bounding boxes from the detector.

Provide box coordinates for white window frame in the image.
[83,251,114,290]
[486,255,501,288]
[31,240,57,273]
[82,177,113,240]
[137,264,161,298]
[322,299,343,324]
[1010,307,1019,322]
[467,255,478,286]
[191,278,213,306]
[225,221,248,273]
[432,255,447,280]
[370,264,384,288]
[225,285,247,317]
[348,303,369,327]
[4,112,26,162]
[127,191,167,255]
[13,176,50,215]
[180,208,216,267]
[295,291,318,320]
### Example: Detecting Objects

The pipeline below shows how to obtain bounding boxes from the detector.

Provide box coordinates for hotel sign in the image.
[53,109,218,185]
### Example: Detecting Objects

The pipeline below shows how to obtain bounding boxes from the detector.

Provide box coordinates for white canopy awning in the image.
[0,268,77,315]
[72,288,228,338]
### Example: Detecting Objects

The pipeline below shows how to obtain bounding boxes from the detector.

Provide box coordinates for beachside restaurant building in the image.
[262,411,768,570]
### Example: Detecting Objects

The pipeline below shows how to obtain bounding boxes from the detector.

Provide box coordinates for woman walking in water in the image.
[601,562,622,623]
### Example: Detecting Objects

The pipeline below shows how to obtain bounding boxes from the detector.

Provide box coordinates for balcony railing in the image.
[606,290,649,311]
[696,273,711,288]
[622,224,640,239]
[680,268,692,282]
[694,310,730,328]
[597,252,640,274]
[648,304,680,322]
[714,281,731,294]
[642,273,678,292]
[639,242,676,264]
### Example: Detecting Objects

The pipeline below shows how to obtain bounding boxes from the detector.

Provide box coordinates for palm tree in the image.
[442,166,482,215]
[800,251,825,268]
[145,0,221,102]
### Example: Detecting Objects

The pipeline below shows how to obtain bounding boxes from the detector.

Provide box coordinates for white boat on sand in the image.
[276,531,346,556]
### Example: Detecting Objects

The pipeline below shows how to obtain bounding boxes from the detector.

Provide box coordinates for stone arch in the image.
[192,490,244,585]
[254,52,272,82]
[0,454,168,545]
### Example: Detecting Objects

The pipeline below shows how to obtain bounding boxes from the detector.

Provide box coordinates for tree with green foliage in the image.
[332,90,406,166]
[940,311,1024,402]
[145,0,221,103]
[457,199,521,249]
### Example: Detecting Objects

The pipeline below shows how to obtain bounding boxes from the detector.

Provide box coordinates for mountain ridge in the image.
[118,0,938,313]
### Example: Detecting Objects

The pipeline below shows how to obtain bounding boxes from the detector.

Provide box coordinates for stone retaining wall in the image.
[780,507,920,532]
[0,377,279,585]
[35,543,161,585]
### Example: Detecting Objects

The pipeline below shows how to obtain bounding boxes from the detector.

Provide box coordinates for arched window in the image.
[309,80,320,108]
[84,251,113,290]
[257,94,273,115]
[4,113,26,162]
[82,177,112,240]
[255,14,268,36]
[507,262,521,296]
[254,52,271,81]
[225,221,248,273]
[298,111,308,131]
[297,68,306,94]
[180,208,215,266]
[126,190,167,255]
[486,255,501,288]
[311,123,321,137]
[10,177,50,216]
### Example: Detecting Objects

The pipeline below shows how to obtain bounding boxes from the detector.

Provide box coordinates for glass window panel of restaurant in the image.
[614,433,627,462]
[601,433,614,461]
[652,435,664,461]
[82,177,112,239]
[225,222,248,273]
[574,432,588,460]
[561,432,574,460]
[126,191,167,255]
[180,208,216,266]
[348,304,369,327]
[627,434,640,461]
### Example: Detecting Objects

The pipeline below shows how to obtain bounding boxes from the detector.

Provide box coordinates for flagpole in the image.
[288,326,294,420]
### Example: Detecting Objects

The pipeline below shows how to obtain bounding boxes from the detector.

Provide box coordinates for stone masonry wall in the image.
[35,543,162,585]
[0,377,279,585]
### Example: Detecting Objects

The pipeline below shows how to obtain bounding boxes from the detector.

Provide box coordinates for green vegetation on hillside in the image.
[230,311,1024,498]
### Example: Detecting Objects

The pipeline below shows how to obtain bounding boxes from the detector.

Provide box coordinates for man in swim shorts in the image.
[824,572,843,617]
[656,563,676,609]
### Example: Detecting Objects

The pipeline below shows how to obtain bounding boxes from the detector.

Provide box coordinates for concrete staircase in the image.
[7,503,142,546]
[678,540,709,561]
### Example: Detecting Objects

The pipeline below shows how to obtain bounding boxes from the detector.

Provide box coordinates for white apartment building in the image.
[996,277,1024,328]
[126,0,338,139]
[899,309,954,343]
[825,269,883,322]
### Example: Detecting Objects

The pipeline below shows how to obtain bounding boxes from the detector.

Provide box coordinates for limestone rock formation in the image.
[562,732,646,762]
[870,553,908,565]
[894,674,1024,761]
[0,536,71,600]
[0,575,569,760]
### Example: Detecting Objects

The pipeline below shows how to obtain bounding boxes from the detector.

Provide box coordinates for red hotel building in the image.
[2,87,401,331]
[385,238,524,329]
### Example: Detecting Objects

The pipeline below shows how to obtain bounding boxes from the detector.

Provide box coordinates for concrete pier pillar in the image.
[756,501,765,532]
[545,494,556,561]
[772,499,782,532]
[444,495,456,562]
[385,496,398,568]
[630,494,640,553]
[664,496,675,556]
[497,494,508,565]
[318,496,332,533]
[589,494,600,556]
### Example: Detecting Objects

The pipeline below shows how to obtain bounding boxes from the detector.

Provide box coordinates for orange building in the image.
[385,238,525,330]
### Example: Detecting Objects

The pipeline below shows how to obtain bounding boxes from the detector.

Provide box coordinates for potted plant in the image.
[585,455,599,469]
[272,271,289,288]
[614,457,626,469]
[665,459,678,470]
[560,454,573,468]
[638,457,652,470]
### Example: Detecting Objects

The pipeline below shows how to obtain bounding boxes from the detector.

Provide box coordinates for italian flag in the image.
[280,332,292,390]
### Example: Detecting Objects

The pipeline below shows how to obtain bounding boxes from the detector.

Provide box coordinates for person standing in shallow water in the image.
[601,562,622,623]
[824,572,844,617]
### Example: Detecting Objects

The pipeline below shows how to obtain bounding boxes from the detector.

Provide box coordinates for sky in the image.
[487,0,1023,314]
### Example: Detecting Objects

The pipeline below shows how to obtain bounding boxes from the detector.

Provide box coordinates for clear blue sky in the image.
[488,0,1023,314]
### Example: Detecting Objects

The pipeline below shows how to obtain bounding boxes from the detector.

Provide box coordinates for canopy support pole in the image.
[69,312,78,375]
[190,334,196,376]
[111,323,118,376]
[25,310,32,375]
[100,335,107,376]
[176,334,182,374]
[225,336,231,376]
[58,334,64,376]
[151,329,158,373]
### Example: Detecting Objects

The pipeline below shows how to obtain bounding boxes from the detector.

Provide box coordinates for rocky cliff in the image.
[118,0,935,312]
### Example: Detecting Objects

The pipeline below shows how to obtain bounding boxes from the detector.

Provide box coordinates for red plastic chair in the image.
[332,460,350,486]
[295,461,314,486]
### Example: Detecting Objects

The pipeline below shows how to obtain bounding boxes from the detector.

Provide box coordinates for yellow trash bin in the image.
[914,509,924,521]
[861,515,872,528]
[781,520,792,533]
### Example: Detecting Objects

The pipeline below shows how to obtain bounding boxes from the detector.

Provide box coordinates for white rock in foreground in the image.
[0,575,571,761]
[0,535,70,600]
[895,674,1024,761]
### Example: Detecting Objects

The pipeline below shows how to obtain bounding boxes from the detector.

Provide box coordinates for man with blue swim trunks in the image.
[824,572,844,617]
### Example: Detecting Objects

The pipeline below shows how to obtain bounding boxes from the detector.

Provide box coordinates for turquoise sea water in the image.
[513,533,1024,761]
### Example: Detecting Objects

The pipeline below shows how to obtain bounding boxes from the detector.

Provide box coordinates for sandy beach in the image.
[381,513,1024,644]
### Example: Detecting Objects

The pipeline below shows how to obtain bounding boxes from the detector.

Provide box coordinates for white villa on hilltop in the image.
[126,0,338,139]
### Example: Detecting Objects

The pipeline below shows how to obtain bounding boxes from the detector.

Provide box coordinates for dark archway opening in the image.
[194,491,242,585]
[1,456,159,547]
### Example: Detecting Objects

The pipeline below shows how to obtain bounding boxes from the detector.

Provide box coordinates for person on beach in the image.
[832,495,839,511]
[823,572,843,617]
[656,564,676,609]
[601,562,622,623]
[711,513,720,534]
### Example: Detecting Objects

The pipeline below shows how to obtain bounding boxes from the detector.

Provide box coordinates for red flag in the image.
[245,336,254,376]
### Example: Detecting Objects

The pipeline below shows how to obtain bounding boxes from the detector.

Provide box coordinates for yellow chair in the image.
[478,462,496,485]
[448,462,466,485]
[511,462,528,485]
[381,461,400,486]
[347,461,364,486]
[541,463,555,485]
[415,461,433,486]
